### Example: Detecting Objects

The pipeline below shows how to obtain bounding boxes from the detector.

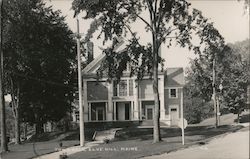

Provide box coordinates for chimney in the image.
[85,41,94,64]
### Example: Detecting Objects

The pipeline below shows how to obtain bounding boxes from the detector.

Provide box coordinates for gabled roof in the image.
[164,67,185,87]
[82,39,184,87]
[82,53,106,74]
[82,37,127,75]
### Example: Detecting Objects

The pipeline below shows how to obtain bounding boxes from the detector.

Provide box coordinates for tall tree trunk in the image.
[148,2,161,143]
[23,122,27,140]
[237,113,240,123]
[14,112,21,144]
[0,0,8,152]
[237,109,241,123]
[152,35,161,143]
[152,57,161,143]
[10,77,21,144]
[212,58,218,128]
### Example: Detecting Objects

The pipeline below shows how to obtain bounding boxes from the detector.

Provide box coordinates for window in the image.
[171,108,177,111]
[119,80,127,96]
[113,79,134,97]
[129,79,134,96]
[169,88,177,98]
[113,81,118,96]
[75,111,79,121]
[125,63,131,72]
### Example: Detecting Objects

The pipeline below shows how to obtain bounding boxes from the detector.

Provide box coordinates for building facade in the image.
[80,53,185,126]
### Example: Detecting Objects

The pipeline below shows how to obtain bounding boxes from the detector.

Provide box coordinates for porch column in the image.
[88,103,91,121]
[159,77,165,120]
[133,80,139,120]
[83,80,89,121]
[114,102,117,121]
[107,81,113,121]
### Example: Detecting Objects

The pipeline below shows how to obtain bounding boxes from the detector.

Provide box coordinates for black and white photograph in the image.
[0,0,249,159]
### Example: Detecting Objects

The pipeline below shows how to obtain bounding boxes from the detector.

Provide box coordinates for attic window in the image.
[169,88,177,98]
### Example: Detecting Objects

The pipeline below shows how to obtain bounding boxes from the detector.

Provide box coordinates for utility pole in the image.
[180,87,185,145]
[76,17,85,147]
[212,57,218,128]
[0,0,8,152]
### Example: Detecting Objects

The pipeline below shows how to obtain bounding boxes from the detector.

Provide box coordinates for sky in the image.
[45,0,249,69]
[4,0,249,102]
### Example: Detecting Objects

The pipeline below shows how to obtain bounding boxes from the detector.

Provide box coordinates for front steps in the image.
[139,120,171,127]
[93,128,121,142]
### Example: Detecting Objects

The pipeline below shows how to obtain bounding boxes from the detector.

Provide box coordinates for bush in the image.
[184,98,214,124]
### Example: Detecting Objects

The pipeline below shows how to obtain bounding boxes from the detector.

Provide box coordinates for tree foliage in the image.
[3,0,76,133]
[72,0,209,80]
[186,39,249,120]
[72,0,214,142]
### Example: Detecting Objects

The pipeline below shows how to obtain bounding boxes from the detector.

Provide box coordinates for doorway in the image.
[116,102,131,121]
[169,105,179,125]
[146,105,154,120]
[91,102,106,121]
[96,107,105,121]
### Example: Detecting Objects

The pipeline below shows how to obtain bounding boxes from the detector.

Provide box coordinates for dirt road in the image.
[143,128,249,159]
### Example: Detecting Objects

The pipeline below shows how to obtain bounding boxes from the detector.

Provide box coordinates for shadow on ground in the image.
[114,125,243,141]
[68,124,245,159]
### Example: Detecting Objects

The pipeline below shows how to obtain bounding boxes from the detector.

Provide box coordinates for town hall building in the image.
[78,41,185,127]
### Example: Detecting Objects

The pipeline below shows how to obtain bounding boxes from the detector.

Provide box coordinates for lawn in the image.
[68,125,244,159]
[1,140,79,159]
[1,112,248,159]
[0,129,94,159]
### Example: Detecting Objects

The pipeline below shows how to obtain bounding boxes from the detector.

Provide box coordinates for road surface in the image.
[143,128,249,159]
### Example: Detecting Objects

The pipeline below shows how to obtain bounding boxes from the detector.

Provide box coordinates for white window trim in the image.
[169,88,178,98]
[115,79,134,97]
[118,80,128,97]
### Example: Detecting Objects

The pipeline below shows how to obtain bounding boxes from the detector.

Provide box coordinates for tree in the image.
[186,39,249,123]
[185,21,227,127]
[220,41,249,122]
[2,0,76,136]
[183,82,214,124]
[72,0,212,142]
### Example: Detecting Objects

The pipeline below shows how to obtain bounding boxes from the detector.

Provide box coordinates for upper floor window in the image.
[129,79,134,96]
[125,63,131,72]
[113,79,134,97]
[169,88,178,98]
[119,80,127,96]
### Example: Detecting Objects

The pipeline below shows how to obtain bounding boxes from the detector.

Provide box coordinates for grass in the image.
[1,112,248,159]
[197,111,250,126]
[27,129,95,143]
[68,124,244,159]
[1,140,79,159]
[1,129,96,159]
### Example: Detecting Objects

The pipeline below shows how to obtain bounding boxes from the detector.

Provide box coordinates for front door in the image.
[146,106,154,120]
[96,107,104,121]
[170,106,179,125]
[117,102,131,121]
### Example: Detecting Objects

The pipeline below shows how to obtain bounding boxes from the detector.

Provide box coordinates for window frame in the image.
[118,80,128,97]
[169,88,178,98]
[113,79,134,97]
